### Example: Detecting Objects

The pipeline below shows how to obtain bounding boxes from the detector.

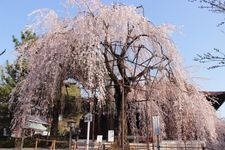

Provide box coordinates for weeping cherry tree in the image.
[9,0,225,149]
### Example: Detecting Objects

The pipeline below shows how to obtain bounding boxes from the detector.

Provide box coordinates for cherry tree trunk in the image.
[50,98,60,137]
[115,85,130,149]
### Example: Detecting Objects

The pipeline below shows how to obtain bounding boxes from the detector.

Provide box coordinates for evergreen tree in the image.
[0,31,36,142]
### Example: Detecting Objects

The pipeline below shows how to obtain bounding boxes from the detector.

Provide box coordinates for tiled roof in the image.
[202,91,225,110]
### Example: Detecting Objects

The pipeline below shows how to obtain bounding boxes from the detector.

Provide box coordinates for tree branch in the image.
[0,49,6,56]
[194,48,225,69]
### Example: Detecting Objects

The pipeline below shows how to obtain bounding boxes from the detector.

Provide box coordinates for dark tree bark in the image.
[50,80,63,138]
[101,27,165,149]
[50,101,60,137]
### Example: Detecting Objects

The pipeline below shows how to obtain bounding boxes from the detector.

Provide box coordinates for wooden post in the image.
[35,138,38,150]
[156,135,160,150]
[69,126,72,150]
[50,140,53,150]
[201,143,206,150]
[20,129,25,150]
[50,140,56,150]
[73,142,76,150]
[53,140,56,150]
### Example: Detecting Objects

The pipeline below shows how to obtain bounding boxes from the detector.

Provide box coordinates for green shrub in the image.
[0,138,15,148]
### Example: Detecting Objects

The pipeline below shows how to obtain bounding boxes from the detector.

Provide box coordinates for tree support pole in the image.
[157,135,160,150]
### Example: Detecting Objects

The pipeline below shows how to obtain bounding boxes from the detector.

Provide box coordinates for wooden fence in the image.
[33,138,206,150]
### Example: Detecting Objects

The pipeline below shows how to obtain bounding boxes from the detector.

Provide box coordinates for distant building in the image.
[203,91,225,110]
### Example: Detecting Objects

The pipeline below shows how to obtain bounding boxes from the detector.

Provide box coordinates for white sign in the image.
[84,113,93,122]
[152,116,160,135]
[97,135,103,143]
[3,128,7,136]
[108,130,114,142]
[58,115,63,121]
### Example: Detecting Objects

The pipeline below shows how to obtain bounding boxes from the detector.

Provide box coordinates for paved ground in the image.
[0,145,102,150]
[0,149,67,150]
[0,147,96,150]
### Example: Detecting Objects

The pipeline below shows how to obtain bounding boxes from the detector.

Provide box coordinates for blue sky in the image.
[1,0,225,116]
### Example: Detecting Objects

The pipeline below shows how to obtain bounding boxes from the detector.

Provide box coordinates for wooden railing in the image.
[33,138,206,150]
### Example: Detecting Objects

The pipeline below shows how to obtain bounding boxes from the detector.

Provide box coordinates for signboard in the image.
[58,115,63,121]
[97,135,103,143]
[3,128,7,136]
[108,130,114,142]
[152,116,160,135]
[84,113,93,122]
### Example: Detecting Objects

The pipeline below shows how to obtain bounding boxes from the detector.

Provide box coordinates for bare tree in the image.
[194,48,225,69]
[190,0,225,14]
[190,0,225,69]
